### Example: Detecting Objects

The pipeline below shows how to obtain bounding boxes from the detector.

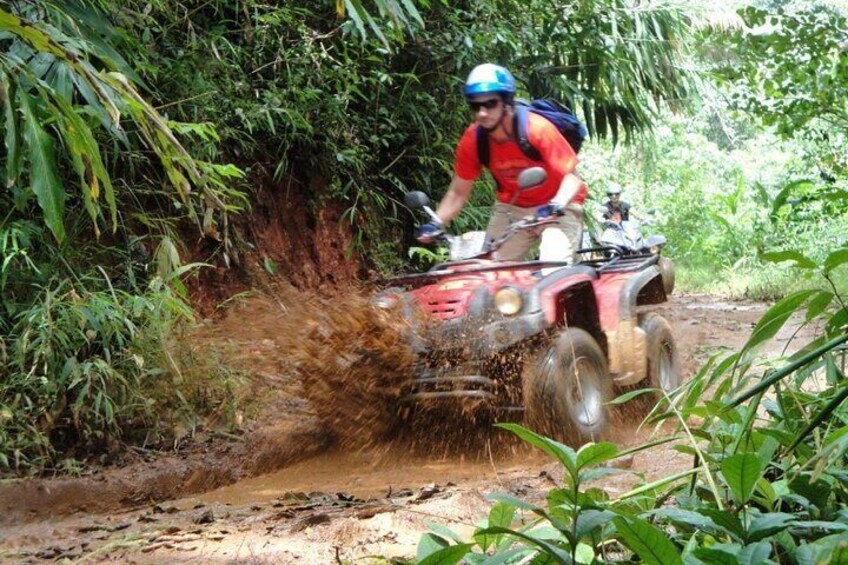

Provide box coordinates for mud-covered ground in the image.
[0,292,817,564]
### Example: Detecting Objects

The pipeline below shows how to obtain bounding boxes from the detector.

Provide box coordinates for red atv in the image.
[375,169,680,445]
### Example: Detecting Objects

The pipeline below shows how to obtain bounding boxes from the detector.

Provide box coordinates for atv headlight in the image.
[650,245,659,254]
[494,287,523,316]
[373,293,399,310]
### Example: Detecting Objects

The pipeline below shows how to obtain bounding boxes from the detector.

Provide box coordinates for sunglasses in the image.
[468,99,501,112]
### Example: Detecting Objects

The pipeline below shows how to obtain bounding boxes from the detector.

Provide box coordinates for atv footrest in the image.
[406,374,496,401]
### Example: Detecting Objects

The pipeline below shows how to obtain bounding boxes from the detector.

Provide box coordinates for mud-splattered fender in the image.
[605,265,666,386]
[535,266,599,326]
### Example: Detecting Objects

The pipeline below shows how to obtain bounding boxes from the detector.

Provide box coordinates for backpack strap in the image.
[476,105,542,167]
[514,104,542,161]
[475,125,490,168]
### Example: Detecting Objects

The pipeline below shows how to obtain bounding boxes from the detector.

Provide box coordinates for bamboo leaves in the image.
[19,88,65,242]
[339,0,423,49]
[1,74,21,189]
[0,2,242,244]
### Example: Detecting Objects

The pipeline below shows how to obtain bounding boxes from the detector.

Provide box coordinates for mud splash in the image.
[291,296,417,450]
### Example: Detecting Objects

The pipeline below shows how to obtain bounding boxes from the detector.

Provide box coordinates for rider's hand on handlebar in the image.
[534,202,565,221]
[415,220,444,244]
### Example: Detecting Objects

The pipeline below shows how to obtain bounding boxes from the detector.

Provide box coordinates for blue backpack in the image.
[476,99,587,167]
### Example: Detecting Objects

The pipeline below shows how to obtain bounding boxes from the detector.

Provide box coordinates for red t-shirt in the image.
[454,113,586,207]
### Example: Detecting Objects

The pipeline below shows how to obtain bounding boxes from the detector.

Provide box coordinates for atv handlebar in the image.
[416,213,560,259]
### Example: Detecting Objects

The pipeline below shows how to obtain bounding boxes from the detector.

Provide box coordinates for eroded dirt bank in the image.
[0,292,815,563]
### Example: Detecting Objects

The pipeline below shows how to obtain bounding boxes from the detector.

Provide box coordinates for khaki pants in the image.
[485,202,584,265]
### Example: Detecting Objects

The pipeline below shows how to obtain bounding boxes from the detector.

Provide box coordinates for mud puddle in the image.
[684,301,767,312]
[196,446,539,506]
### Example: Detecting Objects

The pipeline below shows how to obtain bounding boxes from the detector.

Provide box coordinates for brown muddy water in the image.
[196,446,542,506]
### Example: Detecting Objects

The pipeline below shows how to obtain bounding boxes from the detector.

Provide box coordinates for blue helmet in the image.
[464,64,516,98]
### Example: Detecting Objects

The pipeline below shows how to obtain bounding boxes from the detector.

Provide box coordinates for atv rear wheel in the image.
[522,328,612,445]
[659,257,675,296]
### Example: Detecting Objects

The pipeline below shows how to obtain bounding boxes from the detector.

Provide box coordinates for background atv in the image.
[585,217,676,296]
[373,169,680,445]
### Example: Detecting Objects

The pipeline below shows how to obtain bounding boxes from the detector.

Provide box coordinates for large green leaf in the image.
[691,546,739,565]
[806,291,834,322]
[475,502,515,551]
[417,533,449,561]
[742,290,819,354]
[418,543,473,565]
[699,508,745,542]
[1,72,21,188]
[489,501,515,529]
[424,523,466,544]
[738,541,772,564]
[824,247,848,275]
[652,507,717,531]
[795,532,848,565]
[473,526,573,564]
[576,442,619,471]
[496,424,578,480]
[479,548,535,565]
[574,509,616,539]
[721,453,763,505]
[747,512,795,542]
[19,88,65,242]
[613,516,682,565]
[760,250,817,270]
[788,475,832,511]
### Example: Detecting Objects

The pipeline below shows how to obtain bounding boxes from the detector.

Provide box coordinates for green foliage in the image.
[718,3,848,172]
[0,2,247,473]
[580,103,848,298]
[0,1,245,245]
[3,268,222,463]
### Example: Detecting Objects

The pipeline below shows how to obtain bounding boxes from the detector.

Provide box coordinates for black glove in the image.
[415,220,444,244]
[535,202,565,221]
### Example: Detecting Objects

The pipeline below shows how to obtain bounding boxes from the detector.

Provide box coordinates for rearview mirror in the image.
[404,191,430,209]
[517,167,547,190]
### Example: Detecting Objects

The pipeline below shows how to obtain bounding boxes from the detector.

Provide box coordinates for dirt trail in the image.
[0,292,817,564]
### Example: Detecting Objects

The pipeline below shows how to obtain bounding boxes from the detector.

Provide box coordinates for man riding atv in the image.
[417,63,586,265]
[302,66,680,449]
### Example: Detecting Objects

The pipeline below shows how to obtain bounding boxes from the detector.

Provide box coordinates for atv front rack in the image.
[576,249,658,273]
[384,260,574,287]
[384,252,658,288]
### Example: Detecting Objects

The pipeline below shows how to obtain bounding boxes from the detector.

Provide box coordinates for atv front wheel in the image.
[522,328,612,445]
[659,257,675,296]
[623,313,680,417]
[642,313,680,394]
